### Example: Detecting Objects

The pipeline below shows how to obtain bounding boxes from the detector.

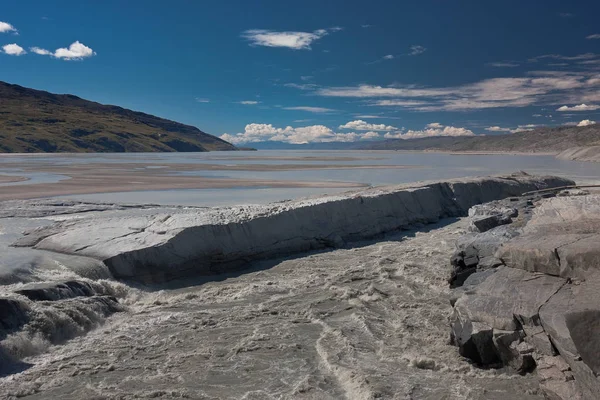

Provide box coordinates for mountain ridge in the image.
[248,124,600,155]
[0,81,236,153]
[355,124,600,152]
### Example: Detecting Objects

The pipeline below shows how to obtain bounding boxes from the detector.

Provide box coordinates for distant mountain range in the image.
[252,124,600,155]
[0,81,236,153]
[357,125,600,152]
[2,80,599,156]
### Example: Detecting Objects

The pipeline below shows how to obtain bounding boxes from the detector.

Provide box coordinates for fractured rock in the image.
[468,203,518,233]
[565,310,600,376]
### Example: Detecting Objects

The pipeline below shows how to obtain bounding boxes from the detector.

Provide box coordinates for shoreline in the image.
[0,177,367,202]
[0,175,29,184]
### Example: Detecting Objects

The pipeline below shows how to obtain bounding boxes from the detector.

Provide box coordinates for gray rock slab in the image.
[495,194,600,279]
[455,267,566,331]
[496,234,582,277]
[565,310,600,376]
[539,275,600,397]
[12,175,574,283]
[557,235,600,279]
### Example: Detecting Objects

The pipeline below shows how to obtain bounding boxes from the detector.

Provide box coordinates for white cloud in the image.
[2,43,26,56]
[30,41,96,60]
[318,85,453,99]
[361,131,380,140]
[339,120,398,131]
[577,119,597,127]
[510,128,532,133]
[238,100,260,105]
[282,106,336,113]
[487,62,520,67]
[241,29,331,50]
[316,70,600,112]
[283,83,318,90]
[383,125,475,140]
[220,123,379,145]
[221,122,480,145]
[485,126,512,132]
[30,47,52,56]
[0,21,17,33]
[409,45,426,56]
[530,53,598,62]
[373,100,429,107]
[586,34,600,40]
[426,122,443,128]
[556,103,600,112]
[54,41,95,59]
[383,54,394,60]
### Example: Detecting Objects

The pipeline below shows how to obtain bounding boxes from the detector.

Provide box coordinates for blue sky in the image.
[1,0,599,145]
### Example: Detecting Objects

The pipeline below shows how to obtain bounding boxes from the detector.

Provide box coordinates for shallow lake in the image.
[2,150,599,206]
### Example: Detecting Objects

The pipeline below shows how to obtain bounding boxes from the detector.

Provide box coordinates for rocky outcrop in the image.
[450,192,600,400]
[449,196,540,287]
[12,174,573,284]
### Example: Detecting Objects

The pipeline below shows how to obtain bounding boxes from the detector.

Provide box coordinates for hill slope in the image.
[0,81,236,153]
[357,125,600,152]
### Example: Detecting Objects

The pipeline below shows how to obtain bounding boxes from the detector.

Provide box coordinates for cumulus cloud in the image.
[383,54,394,60]
[241,28,333,50]
[54,41,95,59]
[220,123,379,145]
[221,121,479,144]
[238,100,260,105]
[485,126,512,132]
[0,21,17,33]
[511,126,535,133]
[361,131,380,140]
[556,103,600,112]
[383,125,475,140]
[282,106,336,113]
[30,41,96,60]
[2,43,26,56]
[339,120,398,131]
[577,119,597,127]
[586,34,600,40]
